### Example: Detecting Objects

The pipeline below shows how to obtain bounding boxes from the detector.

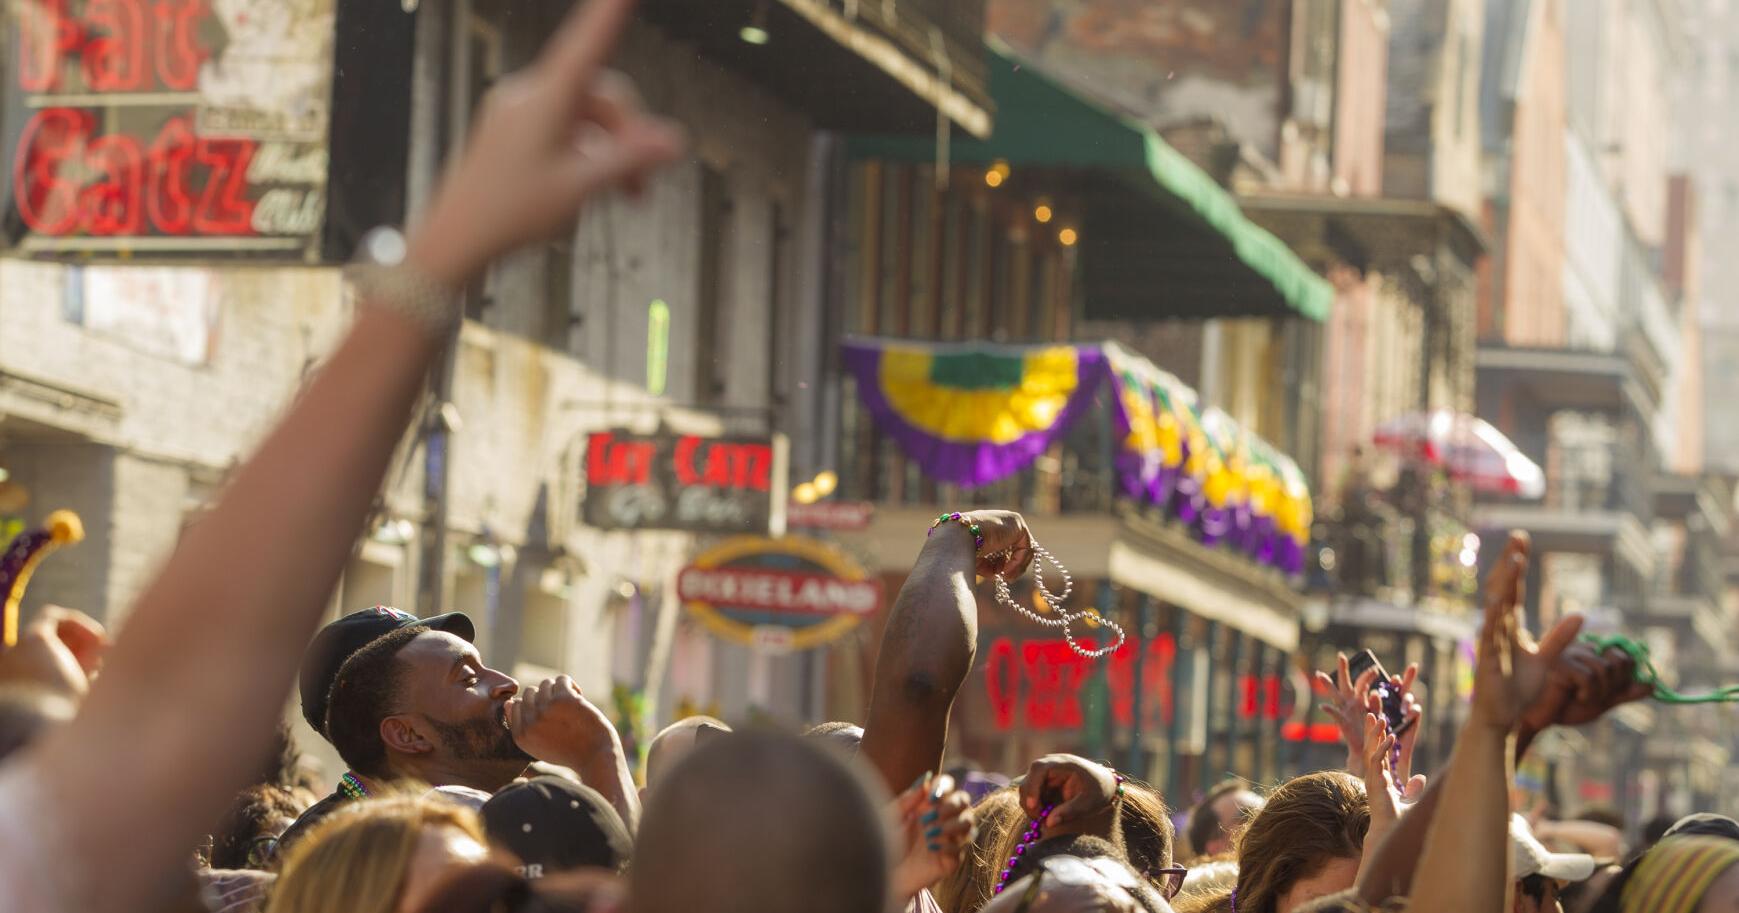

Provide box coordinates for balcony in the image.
[1475,473,1656,580]
[1474,344,1656,420]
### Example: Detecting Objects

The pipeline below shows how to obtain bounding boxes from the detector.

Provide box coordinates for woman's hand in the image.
[891,773,977,899]
[406,0,686,288]
[1316,654,1421,781]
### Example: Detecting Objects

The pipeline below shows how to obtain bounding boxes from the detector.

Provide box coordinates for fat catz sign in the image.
[678,536,882,651]
[583,429,787,534]
[4,0,336,255]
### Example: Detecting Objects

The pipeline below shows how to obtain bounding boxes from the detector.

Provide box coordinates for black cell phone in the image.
[1343,649,1414,736]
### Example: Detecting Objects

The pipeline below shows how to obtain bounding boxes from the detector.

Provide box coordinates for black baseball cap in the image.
[481,776,633,876]
[298,606,474,737]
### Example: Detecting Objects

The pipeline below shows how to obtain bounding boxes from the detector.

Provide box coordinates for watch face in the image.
[362,228,408,266]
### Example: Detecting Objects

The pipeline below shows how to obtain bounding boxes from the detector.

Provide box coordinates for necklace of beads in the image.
[993,803,1055,895]
[929,513,1125,660]
[338,771,370,801]
[992,539,1125,659]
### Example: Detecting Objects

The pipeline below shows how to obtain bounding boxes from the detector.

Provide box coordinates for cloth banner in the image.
[840,339,1108,487]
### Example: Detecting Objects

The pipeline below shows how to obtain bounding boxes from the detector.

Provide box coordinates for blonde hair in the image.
[268,795,485,913]
[934,778,1173,913]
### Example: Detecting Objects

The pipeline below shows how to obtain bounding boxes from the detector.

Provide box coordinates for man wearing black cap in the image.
[277,606,639,857]
[296,606,476,743]
[275,606,482,853]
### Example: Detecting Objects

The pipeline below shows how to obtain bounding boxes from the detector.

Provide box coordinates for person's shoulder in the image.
[272,789,347,858]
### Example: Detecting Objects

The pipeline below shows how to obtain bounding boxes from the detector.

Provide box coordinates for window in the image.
[696,165,731,404]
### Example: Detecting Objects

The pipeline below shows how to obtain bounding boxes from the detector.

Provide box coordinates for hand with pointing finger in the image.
[407,0,686,288]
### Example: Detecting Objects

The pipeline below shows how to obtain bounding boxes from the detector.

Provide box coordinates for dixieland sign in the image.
[678,536,881,651]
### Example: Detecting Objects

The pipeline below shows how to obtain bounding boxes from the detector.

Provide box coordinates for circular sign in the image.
[678,536,882,650]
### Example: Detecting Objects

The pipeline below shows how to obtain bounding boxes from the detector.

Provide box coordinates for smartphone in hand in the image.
[1343,649,1414,736]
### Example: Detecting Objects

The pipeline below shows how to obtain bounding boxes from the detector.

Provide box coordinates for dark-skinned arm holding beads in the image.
[860,510,1033,794]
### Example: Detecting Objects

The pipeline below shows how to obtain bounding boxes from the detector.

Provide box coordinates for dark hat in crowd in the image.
[298,606,473,737]
[482,776,634,877]
[1664,813,1739,844]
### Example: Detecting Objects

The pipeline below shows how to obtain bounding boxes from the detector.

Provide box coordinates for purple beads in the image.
[991,803,1055,895]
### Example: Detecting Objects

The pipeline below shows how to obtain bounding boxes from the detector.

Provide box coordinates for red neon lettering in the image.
[586,433,620,484]
[13,108,91,235]
[1022,640,1088,730]
[145,114,195,234]
[83,0,149,92]
[17,0,79,93]
[152,0,207,90]
[191,137,256,235]
[985,637,1018,730]
[673,437,701,486]
[83,133,145,235]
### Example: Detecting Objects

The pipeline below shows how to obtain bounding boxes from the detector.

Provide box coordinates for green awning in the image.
[847,41,1333,323]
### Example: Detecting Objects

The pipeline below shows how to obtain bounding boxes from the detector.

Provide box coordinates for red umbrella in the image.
[1373,410,1545,499]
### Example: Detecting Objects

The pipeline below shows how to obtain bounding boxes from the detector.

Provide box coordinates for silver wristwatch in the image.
[345,227,462,338]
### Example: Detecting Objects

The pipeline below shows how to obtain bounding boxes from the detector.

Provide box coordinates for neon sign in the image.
[984,634,1291,733]
[583,429,786,534]
[5,0,336,253]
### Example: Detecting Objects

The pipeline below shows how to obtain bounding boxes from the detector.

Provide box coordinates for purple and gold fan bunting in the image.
[841,339,1108,488]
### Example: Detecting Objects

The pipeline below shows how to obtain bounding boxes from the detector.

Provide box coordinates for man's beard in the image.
[427,710,532,763]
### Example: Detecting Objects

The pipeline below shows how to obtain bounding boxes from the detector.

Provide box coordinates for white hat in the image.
[1511,814,1598,882]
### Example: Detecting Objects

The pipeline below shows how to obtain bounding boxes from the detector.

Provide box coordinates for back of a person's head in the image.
[1616,836,1739,913]
[0,685,75,762]
[1189,780,1256,859]
[1233,772,1369,913]
[271,795,484,913]
[803,719,865,752]
[643,715,730,789]
[1176,859,1238,902]
[937,786,1025,913]
[324,626,427,779]
[628,729,890,913]
[1120,779,1176,875]
[211,783,307,870]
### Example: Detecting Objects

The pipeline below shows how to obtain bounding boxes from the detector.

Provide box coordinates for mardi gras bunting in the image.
[840,339,1108,487]
[843,337,1311,573]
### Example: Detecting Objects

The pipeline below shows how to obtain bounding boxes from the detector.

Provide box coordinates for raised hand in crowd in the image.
[508,676,640,832]
[0,606,105,698]
[1315,653,1421,784]
[0,2,681,911]
[891,772,978,902]
[1356,713,1411,881]
[862,509,1033,793]
[1406,532,1582,913]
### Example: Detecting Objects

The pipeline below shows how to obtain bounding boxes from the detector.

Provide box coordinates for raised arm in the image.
[1409,533,1583,913]
[860,510,1031,793]
[13,3,682,910]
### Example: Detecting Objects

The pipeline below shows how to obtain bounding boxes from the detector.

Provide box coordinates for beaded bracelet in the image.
[928,511,985,552]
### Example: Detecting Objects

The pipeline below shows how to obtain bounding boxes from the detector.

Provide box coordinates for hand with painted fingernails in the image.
[892,772,978,899]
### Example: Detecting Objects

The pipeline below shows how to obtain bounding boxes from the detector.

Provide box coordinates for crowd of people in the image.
[0,2,1734,911]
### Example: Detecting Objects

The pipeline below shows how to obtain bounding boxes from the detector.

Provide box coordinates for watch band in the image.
[344,262,462,339]
[347,226,463,338]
